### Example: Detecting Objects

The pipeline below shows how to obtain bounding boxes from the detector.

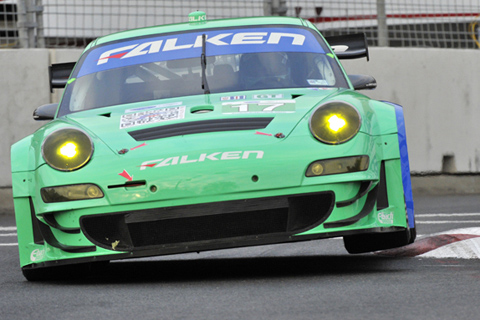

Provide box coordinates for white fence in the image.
[2,0,480,49]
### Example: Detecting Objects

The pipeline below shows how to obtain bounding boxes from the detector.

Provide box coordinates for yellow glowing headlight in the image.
[309,101,361,144]
[59,142,77,158]
[42,128,93,171]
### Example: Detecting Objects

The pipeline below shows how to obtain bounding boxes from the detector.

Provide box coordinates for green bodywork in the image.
[11,15,413,272]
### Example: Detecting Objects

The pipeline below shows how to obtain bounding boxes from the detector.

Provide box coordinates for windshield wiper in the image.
[201,34,210,94]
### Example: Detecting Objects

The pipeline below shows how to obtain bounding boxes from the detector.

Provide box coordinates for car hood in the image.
[63,88,342,153]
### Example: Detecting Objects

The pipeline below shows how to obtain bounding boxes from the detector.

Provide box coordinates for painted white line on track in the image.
[0,233,17,237]
[416,213,480,217]
[417,220,480,224]
[430,227,480,236]
[0,227,17,231]
[0,243,17,246]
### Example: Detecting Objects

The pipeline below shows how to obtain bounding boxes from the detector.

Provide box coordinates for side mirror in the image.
[348,74,377,90]
[33,103,58,121]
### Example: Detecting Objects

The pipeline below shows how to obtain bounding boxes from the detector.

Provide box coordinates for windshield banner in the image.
[77,27,325,78]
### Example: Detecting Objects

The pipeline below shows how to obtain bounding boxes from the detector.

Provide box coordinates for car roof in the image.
[86,16,313,50]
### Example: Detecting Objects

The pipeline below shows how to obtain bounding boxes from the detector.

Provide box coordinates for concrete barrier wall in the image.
[1,49,83,188]
[1,47,479,188]
[342,48,480,174]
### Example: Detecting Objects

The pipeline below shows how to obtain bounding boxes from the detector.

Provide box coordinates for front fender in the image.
[11,136,36,173]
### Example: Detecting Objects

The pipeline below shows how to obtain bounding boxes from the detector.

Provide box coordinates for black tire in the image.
[343,229,411,254]
[408,227,416,244]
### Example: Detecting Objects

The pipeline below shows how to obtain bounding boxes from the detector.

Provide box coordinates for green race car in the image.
[11,12,415,281]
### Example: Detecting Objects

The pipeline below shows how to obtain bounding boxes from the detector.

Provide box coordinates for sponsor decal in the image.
[221,95,246,101]
[77,27,325,78]
[119,170,133,181]
[30,248,45,262]
[118,143,146,155]
[255,131,273,136]
[96,31,306,66]
[130,142,147,150]
[140,150,264,170]
[125,101,183,113]
[378,212,394,224]
[253,94,284,99]
[222,100,295,113]
[120,106,185,129]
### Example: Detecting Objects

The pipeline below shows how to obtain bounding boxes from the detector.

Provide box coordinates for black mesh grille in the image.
[80,192,334,251]
[128,208,288,247]
[128,117,274,141]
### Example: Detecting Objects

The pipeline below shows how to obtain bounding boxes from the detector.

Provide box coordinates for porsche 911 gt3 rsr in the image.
[11,11,415,281]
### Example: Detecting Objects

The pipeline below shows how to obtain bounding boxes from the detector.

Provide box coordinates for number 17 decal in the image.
[222,100,296,113]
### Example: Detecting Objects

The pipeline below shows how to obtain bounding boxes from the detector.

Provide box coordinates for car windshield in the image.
[58,26,348,116]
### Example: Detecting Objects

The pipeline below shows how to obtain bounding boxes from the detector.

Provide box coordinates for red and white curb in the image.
[377,228,480,259]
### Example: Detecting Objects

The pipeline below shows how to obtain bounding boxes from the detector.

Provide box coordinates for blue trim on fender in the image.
[383,101,415,228]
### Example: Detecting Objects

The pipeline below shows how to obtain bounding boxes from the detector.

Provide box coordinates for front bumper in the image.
[14,161,408,270]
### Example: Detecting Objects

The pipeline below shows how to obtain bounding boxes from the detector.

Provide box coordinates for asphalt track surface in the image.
[1,193,480,319]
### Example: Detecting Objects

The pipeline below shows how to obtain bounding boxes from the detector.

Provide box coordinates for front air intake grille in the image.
[128,117,274,141]
[129,208,288,247]
[80,192,335,252]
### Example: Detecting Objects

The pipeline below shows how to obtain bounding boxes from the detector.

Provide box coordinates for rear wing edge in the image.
[49,62,75,92]
[325,33,369,61]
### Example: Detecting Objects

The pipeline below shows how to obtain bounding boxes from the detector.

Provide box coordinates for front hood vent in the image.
[128,117,274,141]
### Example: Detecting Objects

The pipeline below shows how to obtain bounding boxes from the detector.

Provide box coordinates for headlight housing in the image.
[42,128,93,171]
[309,101,361,144]
[41,184,104,203]
[306,156,369,177]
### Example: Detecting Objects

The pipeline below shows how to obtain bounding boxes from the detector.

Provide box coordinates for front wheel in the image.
[407,227,416,244]
[343,229,413,254]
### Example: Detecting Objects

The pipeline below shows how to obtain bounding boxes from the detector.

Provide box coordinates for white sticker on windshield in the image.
[120,106,185,129]
[307,79,328,85]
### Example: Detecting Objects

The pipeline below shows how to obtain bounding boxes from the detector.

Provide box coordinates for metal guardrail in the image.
[1,0,480,49]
